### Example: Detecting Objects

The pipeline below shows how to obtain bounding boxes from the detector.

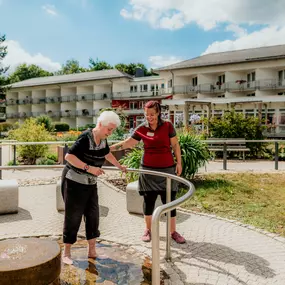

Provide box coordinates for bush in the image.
[120,132,210,182]
[178,132,210,179]
[56,130,81,141]
[36,158,57,165]
[204,110,266,157]
[53,122,70,132]
[36,115,54,132]
[8,118,55,164]
[46,153,58,162]
[119,148,143,182]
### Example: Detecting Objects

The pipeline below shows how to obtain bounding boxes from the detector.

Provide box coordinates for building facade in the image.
[5,69,170,129]
[156,44,285,137]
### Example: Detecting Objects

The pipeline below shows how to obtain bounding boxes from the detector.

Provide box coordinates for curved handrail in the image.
[0,165,195,285]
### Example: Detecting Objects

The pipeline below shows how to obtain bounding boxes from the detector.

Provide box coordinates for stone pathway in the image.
[0,167,285,284]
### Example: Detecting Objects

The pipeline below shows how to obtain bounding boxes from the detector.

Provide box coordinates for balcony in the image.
[113,90,165,99]
[76,109,93,117]
[61,95,77,103]
[19,112,32,119]
[259,79,285,91]
[199,83,226,94]
[93,93,113,100]
[77,94,94,101]
[18,98,32,105]
[173,85,198,95]
[46,111,60,118]
[46,97,61,104]
[227,80,256,92]
[61,110,77,117]
[123,109,144,115]
[6,113,19,119]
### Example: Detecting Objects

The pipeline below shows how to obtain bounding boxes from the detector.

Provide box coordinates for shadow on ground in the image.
[0,208,32,224]
[161,237,275,285]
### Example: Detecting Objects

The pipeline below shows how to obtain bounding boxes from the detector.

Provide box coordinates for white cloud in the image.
[3,40,61,73]
[120,0,285,31]
[148,55,184,68]
[226,24,247,38]
[42,4,58,16]
[203,26,285,55]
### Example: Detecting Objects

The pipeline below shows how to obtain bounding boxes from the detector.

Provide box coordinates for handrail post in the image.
[13,145,16,165]
[223,142,227,170]
[275,141,279,170]
[165,177,171,260]
[151,210,161,285]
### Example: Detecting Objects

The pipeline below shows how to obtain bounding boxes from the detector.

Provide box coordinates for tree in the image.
[56,59,87,75]
[115,62,157,76]
[0,34,8,95]
[89,58,113,71]
[8,63,53,83]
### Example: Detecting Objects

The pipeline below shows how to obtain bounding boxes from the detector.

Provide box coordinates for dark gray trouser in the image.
[62,177,100,244]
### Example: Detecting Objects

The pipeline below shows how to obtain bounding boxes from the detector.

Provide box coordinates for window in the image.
[168,79,173,88]
[161,83,165,89]
[192,77,198,86]
[130,85,137,92]
[218,74,225,84]
[217,94,225,98]
[129,117,134,129]
[139,101,144,109]
[246,93,255,97]
[130,101,138,109]
[140,84,148,92]
[247,72,255,82]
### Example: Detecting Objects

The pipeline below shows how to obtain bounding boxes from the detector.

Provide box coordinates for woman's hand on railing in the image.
[88,166,105,176]
[119,165,127,173]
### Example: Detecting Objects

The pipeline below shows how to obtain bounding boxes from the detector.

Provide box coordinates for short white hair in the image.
[97,111,121,127]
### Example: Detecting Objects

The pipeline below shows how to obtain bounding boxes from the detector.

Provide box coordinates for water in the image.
[59,240,167,285]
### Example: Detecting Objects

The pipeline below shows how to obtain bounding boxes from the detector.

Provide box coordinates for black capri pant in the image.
[143,191,177,217]
[62,178,100,244]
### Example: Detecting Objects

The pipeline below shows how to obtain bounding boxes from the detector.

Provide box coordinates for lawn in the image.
[179,173,285,236]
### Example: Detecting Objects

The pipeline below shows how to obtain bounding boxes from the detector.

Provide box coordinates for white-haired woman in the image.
[61,111,126,265]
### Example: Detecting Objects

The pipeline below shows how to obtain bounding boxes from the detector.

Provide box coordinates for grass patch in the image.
[178,173,285,236]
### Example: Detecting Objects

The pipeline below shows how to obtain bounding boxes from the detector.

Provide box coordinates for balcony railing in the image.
[46,111,60,118]
[77,94,94,101]
[227,80,256,92]
[61,95,77,103]
[61,110,77,117]
[259,79,285,90]
[173,85,198,94]
[18,112,32,118]
[76,109,93,117]
[6,113,19,119]
[46,97,61,103]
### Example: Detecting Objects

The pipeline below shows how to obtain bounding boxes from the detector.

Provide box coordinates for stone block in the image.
[126,180,162,215]
[0,180,18,214]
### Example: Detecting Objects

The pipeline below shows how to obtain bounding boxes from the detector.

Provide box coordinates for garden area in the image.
[1,110,285,237]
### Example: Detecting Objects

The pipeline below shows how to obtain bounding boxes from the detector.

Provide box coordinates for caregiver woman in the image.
[110,101,186,244]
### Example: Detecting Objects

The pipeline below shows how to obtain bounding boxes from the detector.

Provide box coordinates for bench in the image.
[0,180,18,214]
[206,138,250,161]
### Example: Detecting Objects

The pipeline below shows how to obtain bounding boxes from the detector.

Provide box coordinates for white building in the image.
[157,44,285,137]
[5,69,169,129]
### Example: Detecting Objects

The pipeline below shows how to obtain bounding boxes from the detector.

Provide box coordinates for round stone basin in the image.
[0,238,61,285]
[60,240,168,285]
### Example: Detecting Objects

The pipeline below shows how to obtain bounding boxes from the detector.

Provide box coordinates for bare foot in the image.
[62,255,73,265]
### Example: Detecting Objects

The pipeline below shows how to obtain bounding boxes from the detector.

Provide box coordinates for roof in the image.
[156,44,285,71]
[8,69,133,89]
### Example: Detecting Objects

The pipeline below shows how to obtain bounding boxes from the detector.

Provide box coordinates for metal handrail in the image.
[0,164,195,285]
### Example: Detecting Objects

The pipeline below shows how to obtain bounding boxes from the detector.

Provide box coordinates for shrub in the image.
[36,115,54,132]
[53,122,70,132]
[56,130,81,141]
[46,153,58,162]
[119,148,143,182]
[204,110,266,157]
[36,158,57,165]
[178,132,210,179]
[8,118,55,164]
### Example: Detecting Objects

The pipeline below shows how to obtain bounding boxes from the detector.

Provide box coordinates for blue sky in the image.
[1,0,285,72]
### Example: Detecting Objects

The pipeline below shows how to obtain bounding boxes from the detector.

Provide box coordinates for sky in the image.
[1,0,285,73]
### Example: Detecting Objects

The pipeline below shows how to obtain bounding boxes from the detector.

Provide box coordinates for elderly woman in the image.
[110,101,186,244]
[61,111,126,264]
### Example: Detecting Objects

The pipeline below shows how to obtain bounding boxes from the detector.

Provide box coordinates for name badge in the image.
[147,132,154,137]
